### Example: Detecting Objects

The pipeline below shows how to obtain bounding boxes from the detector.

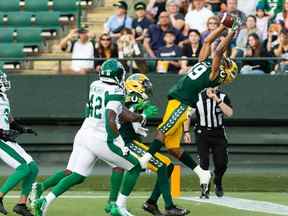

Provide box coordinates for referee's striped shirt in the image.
[195,89,232,129]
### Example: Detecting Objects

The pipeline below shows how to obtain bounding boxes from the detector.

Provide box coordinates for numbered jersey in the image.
[82,80,124,132]
[0,93,10,130]
[168,60,220,107]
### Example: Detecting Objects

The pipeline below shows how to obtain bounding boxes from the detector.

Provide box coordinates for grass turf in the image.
[2,192,288,216]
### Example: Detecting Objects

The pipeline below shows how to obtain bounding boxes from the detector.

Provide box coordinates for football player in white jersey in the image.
[0,71,38,216]
[32,59,158,216]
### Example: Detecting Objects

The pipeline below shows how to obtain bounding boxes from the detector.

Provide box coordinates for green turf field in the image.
[3,192,288,216]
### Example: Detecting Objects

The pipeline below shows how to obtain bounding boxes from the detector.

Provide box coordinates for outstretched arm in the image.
[198,24,226,62]
[210,30,235,80]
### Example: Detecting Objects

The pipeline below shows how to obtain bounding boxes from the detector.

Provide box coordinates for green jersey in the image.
[168,60,220,107]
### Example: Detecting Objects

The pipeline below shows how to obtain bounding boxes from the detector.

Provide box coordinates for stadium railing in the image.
[0,57,286,74]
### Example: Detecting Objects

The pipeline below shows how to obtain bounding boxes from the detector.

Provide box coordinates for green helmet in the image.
[100,59,126,87]
[0,70,10,92]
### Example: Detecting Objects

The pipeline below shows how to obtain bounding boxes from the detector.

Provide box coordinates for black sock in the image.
[148,139,163,155]
[179,151,198,170]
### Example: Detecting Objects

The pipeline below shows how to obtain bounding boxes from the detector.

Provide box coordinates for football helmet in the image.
[125,73,152,104]
[219,57,238,84]
[0,70,11,92]
[100,59,126,88]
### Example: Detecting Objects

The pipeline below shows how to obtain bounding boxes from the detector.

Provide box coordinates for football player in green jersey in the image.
[139,16,241,198]
[105,73,190,216]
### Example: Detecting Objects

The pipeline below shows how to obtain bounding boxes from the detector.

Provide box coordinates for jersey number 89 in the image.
[187,63,208,80]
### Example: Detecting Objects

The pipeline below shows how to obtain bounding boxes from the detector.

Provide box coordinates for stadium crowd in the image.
[64,0,288,74]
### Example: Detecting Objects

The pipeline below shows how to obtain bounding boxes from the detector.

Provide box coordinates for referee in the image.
[184,87,233,197]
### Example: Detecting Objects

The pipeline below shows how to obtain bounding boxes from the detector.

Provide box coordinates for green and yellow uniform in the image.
[158,60,221,149]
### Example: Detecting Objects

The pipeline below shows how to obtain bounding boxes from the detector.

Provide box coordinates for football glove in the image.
[132,122,148,137]
[142,104,159,119]
[231,16,242,33]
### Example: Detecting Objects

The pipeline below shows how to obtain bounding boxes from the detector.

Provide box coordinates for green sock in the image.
[109,168,124,202]
[148,139,164,155]
[52,173,85,197]
[21,161,39,196]
[179,151,198,170]
[149,166,174,208]
[41,170,68,191]
[121,164,142,196]
[0,164,30,195]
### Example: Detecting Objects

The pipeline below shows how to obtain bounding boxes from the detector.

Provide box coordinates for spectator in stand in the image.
[104,1,132,39]
[180,29,202,74]
[178,0,190,17]
[117,28,146,73]
[144,11,186,57]
[257,0,284,18]
[166,0,185,27]
[60,28,96,74]
[185,0,214,33]
[237,0,257,16]
[222,0,246,25]
[156,30,182,74]
[200,16,220,43]
[132,2,152,42]
[173,15,190,37]
[95,33,118,72]
[146,0,166,22]
[275,0,288,30]
[256,2,270,40]
[206,0,226,13]
[231,15,261,58]
[272,29,288,73]
[240,33,268,74]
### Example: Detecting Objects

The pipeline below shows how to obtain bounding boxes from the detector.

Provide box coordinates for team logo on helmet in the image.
[219,57,238,84]
[100,59,126,87]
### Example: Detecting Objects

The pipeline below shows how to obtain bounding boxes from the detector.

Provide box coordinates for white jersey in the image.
[81,80,124,133]
[0,93,10,130]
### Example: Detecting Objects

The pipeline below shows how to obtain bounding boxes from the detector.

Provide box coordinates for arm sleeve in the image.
[223,95,232,108]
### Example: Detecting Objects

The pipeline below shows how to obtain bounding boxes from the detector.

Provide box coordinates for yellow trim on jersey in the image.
[158,99,191,149]
[133,140,171,172]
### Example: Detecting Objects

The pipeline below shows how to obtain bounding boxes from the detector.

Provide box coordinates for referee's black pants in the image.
[195,128,228,186]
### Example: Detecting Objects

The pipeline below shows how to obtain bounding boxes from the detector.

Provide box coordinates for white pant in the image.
[68,127,138,177]
[0,140,33,169]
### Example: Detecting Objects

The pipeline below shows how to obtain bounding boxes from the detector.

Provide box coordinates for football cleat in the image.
[110,204,134,216]
[0,198,8,215]
[215,184,224,197]
[30,183,43,203]
[143,201,164,216]
[164,205,190,216]
[200,183,210,199]
[33,198,47,216]
[13,204,34,216]
[104,201,115,214]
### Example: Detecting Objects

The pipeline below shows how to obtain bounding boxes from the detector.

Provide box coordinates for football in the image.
[220,13,234,28]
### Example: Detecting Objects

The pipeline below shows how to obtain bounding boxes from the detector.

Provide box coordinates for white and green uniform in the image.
[0,93,33,169]
[68,80,139,177]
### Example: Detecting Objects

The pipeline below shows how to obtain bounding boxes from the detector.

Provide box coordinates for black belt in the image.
[194,126,225,137]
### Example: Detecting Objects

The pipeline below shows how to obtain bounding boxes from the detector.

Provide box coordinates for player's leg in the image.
[0,140,36,215]
[105,167,125,213]
[31,142,81,201]
[140,100,190,167]
[33,130,95,216]
[211,137,228,197]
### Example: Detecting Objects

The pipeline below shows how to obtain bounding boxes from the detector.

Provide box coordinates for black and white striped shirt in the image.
[195,89,232,129]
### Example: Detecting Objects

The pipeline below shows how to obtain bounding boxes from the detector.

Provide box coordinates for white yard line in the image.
[5,193,288,215]
[181,196,288,216]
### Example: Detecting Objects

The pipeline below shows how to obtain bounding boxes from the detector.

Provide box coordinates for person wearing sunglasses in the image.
[95,33,118,72]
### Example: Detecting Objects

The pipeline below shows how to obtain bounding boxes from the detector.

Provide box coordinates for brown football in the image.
[220,13,234,28]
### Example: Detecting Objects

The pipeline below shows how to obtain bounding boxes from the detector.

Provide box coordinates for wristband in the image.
[216,100,223,106]
[184,130,190,134]
[141,114,146,125]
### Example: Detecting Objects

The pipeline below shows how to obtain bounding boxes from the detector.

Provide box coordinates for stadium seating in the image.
[4,12,34,27]
[24,0,50,12]
[34,11,61,32]
[16,27,43,47]
[0,0,21,12]
[53,0,78,13]
[0,28,15,43]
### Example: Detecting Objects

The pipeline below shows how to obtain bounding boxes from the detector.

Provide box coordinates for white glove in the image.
[114,136,129,156]
[132,122,148,137]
